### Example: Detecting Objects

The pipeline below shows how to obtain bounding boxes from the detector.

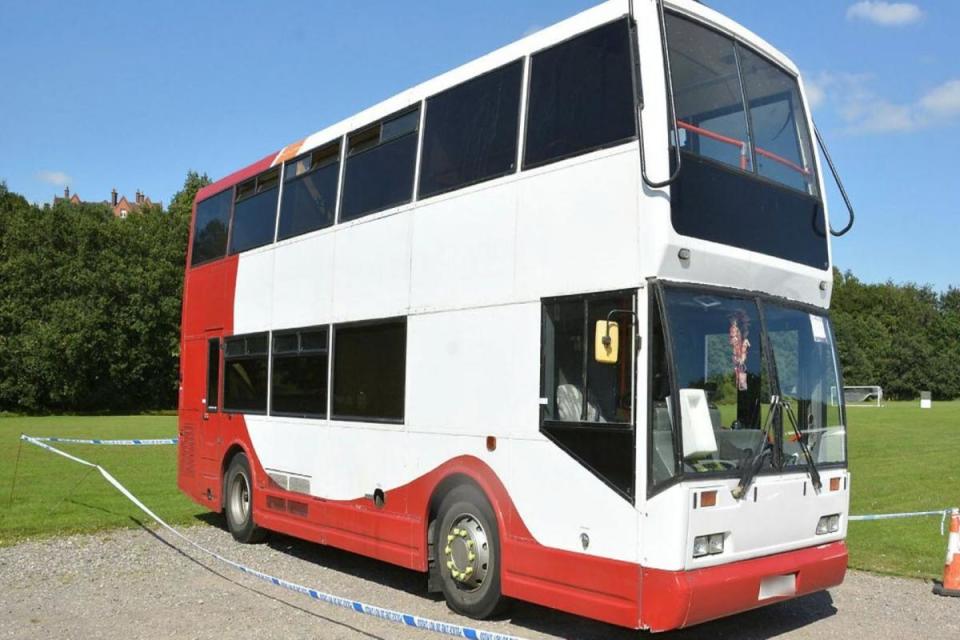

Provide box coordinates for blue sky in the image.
[1,1,956,290]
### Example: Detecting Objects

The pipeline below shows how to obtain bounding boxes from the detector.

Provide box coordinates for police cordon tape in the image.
[27,436,178,445]
[18,435,525,640]
[849,509,953,535]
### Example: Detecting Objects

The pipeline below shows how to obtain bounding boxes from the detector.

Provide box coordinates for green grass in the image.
[0,415,205,546]
[2,404,958,580]
[846,400,960,579]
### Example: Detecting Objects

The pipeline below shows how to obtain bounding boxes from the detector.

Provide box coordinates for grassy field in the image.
[0,415,204,546]
[846,400,960,578]
[2,403,959,579]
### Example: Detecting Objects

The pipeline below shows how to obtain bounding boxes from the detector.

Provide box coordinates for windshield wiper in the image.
[781,398,823,493]
[731,395,778,500]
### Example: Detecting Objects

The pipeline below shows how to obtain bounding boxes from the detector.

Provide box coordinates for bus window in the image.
[419,59,523,199]
[763,304,845,466]
[278,142,340,241]
[738,47,818,194]
[340,107,420,222]
[649,302,677,488]
[523,18,636,170]
[206,338,220,412]
[665,14,752,172]
[223,333,269,413]
[541,292,633,424]
[271,327,329,418]
[190,189,232,266]
[540,291,636,500]
[660,288,774,475]
[332,319,406,422]
[229,168,280,254]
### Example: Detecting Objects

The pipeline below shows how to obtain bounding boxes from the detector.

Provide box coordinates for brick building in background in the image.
[53,186,160,218]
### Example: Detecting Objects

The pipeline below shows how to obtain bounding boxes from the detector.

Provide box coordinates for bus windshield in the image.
[651,286,845,487]
[665,12,818,196]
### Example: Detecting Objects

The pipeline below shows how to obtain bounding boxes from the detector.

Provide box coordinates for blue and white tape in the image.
[19,435,525,640]
[28,436,178,445]
[849,508,952,535]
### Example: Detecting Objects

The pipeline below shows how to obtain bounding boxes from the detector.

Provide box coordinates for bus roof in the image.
[195,0,800,204]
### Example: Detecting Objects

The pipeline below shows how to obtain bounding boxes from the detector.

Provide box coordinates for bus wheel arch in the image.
[426,473,510,618]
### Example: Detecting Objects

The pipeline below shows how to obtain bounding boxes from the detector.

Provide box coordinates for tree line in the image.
[0,173,208,413]
[831,269,960,400]
[0,174,956,412]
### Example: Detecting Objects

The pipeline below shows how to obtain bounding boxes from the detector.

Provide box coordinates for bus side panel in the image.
[230,424,645,628]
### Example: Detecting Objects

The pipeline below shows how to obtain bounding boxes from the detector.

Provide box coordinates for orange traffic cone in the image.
[934,508,960,597]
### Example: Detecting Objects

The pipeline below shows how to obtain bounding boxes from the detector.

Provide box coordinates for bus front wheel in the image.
[435,484,508,619]
[224,452,267,543]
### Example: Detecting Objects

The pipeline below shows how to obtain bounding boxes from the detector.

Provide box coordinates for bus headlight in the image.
[693,533,725,558]
[816,514,841,535]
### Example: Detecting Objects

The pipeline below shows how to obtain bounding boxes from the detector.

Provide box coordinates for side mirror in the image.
[594,320,619,364]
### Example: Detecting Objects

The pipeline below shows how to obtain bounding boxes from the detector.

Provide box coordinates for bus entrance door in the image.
[180,332,224,506]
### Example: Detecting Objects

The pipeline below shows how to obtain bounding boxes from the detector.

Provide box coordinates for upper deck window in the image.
[738,47,818,194]
[419,60,523,199]
[665,13,817,194]
[190,189,232,267]
[229,167,280,254]
[278,141,340,241]
[524,18,636,170]
[664,13,827,269]
[340,107,420,222]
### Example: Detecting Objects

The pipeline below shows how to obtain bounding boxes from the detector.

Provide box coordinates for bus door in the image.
[181,331,224,504]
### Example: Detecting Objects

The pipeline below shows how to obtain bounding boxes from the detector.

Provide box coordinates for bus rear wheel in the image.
[224,452,266,543]
[435,485,508,619]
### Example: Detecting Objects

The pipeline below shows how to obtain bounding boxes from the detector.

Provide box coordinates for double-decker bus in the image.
[177,0,851,631]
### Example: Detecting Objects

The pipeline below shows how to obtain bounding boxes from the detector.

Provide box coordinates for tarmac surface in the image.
[2,518,959,639]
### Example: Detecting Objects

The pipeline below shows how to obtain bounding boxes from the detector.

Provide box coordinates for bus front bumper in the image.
[640,540,848,632]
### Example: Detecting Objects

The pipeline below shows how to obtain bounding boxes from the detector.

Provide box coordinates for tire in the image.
[224,453,266,543]
[435,484,508,619]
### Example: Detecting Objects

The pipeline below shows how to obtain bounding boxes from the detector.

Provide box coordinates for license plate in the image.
[759,573,797,600]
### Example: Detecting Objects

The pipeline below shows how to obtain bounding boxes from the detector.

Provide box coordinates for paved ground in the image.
[1,518,958,639]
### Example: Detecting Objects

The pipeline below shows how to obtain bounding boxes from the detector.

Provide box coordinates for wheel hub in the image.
[229,471,250,524]
[443,515,490,591]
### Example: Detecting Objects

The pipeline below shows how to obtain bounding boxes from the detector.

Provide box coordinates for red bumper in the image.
[640,541,848,632]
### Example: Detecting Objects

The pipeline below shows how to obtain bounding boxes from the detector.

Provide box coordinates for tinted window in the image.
[419,60,523,198]
[278,142,340,241]
[206,338,220,411]
[540,291,635,501]
[340,108,420,222]
[739,47,818,194]
[229,169,279,254]
[524,19,636,169]
[272,327,328,417]
[333,319,406,421]
[541,293,634,424]
[223,334,268,413]
[671,153,828,268]
[191,189,232,266]
[665,13,752,172]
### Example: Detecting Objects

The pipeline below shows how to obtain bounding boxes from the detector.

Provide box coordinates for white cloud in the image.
[809,73,960,134]
[919,79,960,117]
[804,78,826,109]
[35,170,72,187]
[846,1,923,26]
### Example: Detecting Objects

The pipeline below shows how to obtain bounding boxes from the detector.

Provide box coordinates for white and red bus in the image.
[178,0,850,631]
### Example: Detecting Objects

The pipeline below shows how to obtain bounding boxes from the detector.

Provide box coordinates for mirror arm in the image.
[603,309,639,347]
[814,124,855,236]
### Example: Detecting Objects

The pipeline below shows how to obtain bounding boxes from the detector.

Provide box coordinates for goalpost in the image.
[844,385,884,407]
